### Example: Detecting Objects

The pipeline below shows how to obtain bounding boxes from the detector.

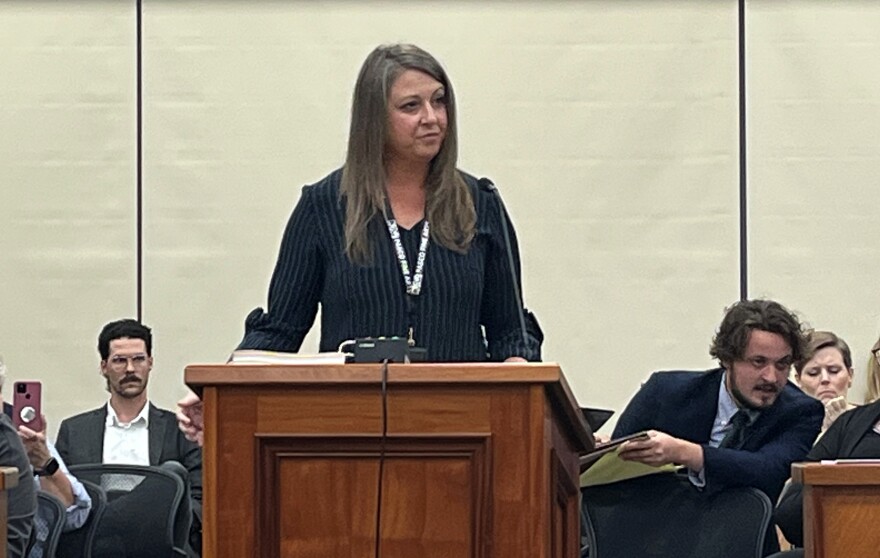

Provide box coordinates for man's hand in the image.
[618,430,704,471]
[177,390,204,447]
[17,417,51,469]
[19,415,76,506]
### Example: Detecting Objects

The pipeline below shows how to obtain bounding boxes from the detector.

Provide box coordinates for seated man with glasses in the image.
[55,319,203,555]
[585,299,823,556]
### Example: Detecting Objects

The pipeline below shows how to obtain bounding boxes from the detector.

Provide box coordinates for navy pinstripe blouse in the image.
[238,168,542,362]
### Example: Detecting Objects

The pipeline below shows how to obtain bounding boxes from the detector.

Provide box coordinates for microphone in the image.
[478,177,529,352]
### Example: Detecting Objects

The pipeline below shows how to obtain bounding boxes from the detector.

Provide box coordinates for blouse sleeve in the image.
[237,185,324,352]
[479,191,543,361]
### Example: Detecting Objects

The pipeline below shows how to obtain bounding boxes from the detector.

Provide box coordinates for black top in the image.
[848,430,880,458]
[238,168,543,362]
[775,399,880,547]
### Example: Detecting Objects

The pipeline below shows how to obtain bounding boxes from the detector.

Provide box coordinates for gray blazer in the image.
[1,414,36,558]
[54,402,203,525]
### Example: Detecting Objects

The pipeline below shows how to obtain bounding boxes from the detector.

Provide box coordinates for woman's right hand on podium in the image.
[177,389,204,447]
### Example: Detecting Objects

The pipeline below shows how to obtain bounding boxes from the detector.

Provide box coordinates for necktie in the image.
[720,410,750,449]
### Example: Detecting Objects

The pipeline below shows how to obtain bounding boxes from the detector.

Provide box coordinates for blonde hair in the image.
[341,43,475,265]
[866,336,880,404]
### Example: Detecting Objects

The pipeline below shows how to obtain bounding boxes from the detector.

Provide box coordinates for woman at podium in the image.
[178,44,542,444]
[237,43,541,363]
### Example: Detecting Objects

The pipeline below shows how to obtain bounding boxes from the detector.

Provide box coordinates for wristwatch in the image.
[36,457,59,477]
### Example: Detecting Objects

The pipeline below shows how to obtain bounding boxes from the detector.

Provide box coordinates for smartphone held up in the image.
[13,380,43,432]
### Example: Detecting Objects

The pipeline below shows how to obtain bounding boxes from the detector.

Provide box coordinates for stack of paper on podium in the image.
[228,350,347,365]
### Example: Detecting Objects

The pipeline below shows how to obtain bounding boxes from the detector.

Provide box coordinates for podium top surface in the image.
[185,362,592,451]
[792,461,880,486]
[186,361,565,386]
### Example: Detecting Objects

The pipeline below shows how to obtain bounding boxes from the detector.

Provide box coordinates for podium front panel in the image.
[256,437,490,558]
[794,462,880,558]
[189,363,590,558]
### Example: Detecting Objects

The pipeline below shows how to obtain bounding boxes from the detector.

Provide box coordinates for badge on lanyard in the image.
[384,215,430,346]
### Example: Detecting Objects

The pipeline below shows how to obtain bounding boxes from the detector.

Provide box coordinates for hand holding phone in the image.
[13,381,44,432]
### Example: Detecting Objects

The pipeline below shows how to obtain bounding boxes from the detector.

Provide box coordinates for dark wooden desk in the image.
[793,461,880,558]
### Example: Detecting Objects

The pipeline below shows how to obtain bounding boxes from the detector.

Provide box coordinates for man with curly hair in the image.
[611,299,823,503]
[582,300,824,556]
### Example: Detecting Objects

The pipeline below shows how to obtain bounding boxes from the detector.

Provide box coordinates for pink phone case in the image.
[12,381,43,432]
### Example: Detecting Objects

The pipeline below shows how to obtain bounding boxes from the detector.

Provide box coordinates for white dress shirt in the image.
[102,401,150,466]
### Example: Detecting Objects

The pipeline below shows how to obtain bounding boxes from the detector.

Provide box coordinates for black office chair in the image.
[581,473,773,558]
[28,491,66,558]
[57,479,107,558]
[68,464,188,558]
[156,461,196,557]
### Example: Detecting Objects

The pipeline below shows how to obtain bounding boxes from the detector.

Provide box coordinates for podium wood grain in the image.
[186,363,591,558]
[793,461,880,558]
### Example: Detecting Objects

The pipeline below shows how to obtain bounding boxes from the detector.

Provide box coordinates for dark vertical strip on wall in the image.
[738,0,748,300]
[136,0,144,321]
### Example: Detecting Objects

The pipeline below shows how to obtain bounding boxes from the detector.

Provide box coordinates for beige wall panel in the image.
[0,2,137,438]
[142,0,738,429]
[748,1,880,403]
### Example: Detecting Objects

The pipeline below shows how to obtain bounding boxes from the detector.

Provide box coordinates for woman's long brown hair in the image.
[341,43,475,265]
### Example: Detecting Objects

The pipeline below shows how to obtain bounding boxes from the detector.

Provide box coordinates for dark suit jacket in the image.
[54,402,203,524]
[775,399,880,546]
[613,368,823,503]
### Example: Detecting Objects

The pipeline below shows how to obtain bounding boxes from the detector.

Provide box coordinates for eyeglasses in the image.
[873,348,880,363]
[742,355,793,373]
[107,354,149,369]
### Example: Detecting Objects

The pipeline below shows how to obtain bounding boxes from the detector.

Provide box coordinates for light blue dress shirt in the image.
[32,440,92,531]
[688,372,760,487]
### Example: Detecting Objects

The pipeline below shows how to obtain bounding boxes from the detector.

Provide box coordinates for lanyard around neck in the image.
[384,215,430,296]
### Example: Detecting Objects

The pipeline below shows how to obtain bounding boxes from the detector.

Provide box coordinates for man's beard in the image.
[730,378,779,410]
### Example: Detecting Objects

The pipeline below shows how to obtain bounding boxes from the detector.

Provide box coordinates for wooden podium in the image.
[185,362,592,558]
[793,461,880,558]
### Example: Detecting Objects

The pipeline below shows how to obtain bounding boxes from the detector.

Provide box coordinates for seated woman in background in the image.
[794,330,857,434]
[771,334,880,557]
[866,335,880,403]
[774,397,880,550]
